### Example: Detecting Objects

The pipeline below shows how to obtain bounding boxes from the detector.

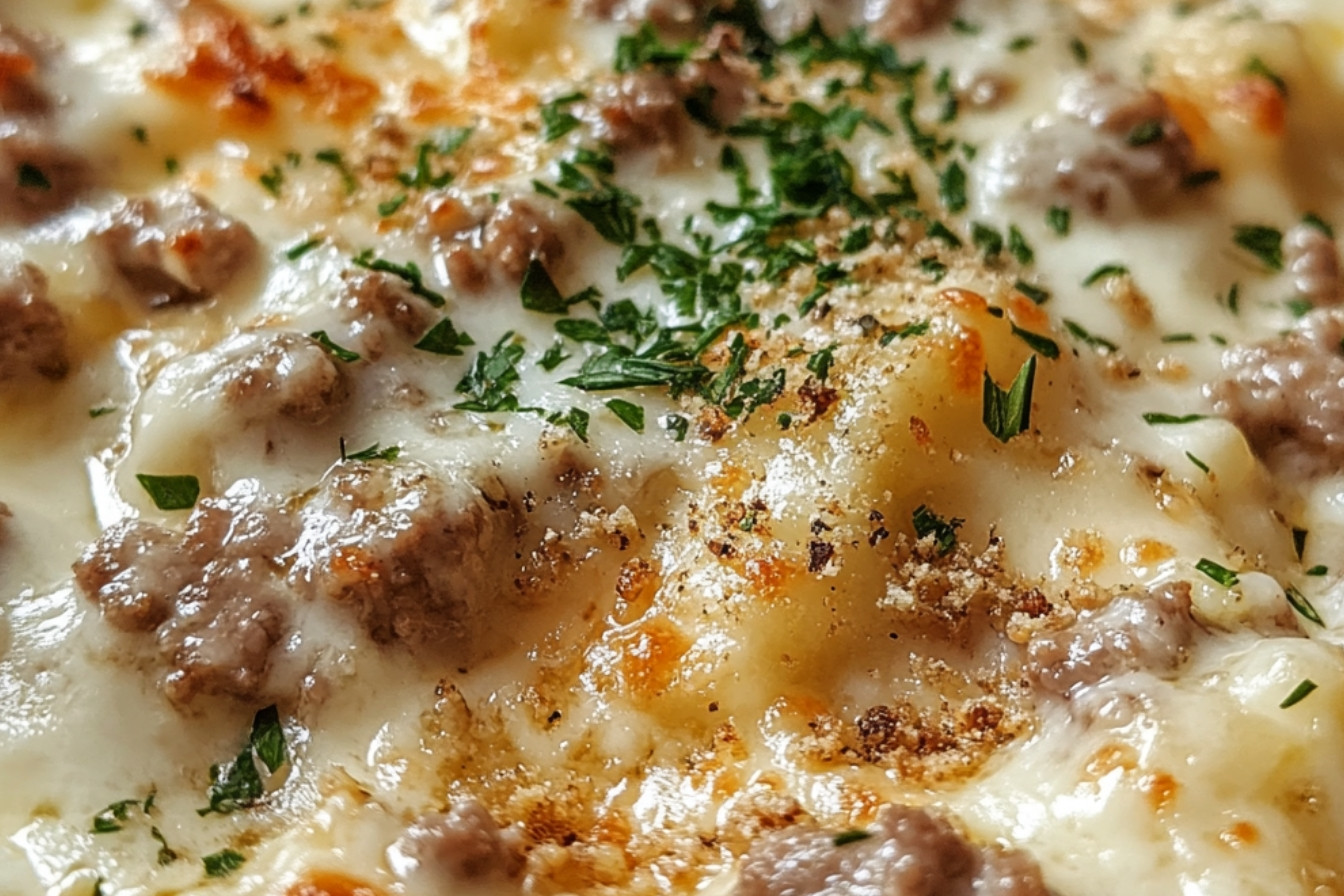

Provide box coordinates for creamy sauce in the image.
[3,0,1344,894]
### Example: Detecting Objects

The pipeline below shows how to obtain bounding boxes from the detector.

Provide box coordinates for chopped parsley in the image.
[832,829,873,847]
[1126,119,1164,146]
[938,160,967,212]
[912,504,963,555]
[1195,557,1239,588]
[1302,212,1334,238]
[1082,263,1129,286]
[1307,565,1329,576]
[309,330,361,363]
[1185,451,1210,474]
[1014,280,1050,305]
[605,398,645,432]
[203,849,246,879]
[982,354,1037,443]
[540,92,584,142]
[258,165,284,197]
[1232,224,1284,271]
[1142,412,1207,425]
[88,406,117,418]
[198,705,288,816]
[342,441,401,462]
[1007,225,1034,265]
[662,413,690,441]
[1285,586,1324,626]
[351,250,446,307]
[283,237,322,260]
[415,318,474,356]
[377,194,408,217]
[548,407,590,442]
[135,474,200,511]
[455,333,529,412]
[314,147,358,194]
[1279,679,1317,709]
[16,163,51,190]
[1010,324,1059,359]
[1245,56,1288,96]
[880,319,930,345]
[1062,319,1118,352]
[91,799,142,834]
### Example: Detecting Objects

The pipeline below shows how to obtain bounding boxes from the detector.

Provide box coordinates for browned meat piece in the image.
[98,190,259,308]
[581,72,686,150]
[1208,309,1344,476]
[1285,222,1341,307]
[420,193,565,293]
[387,801,525,885]
[290,462,519,646]
[736,803,1048,896]
[0,262,68,382]
[217,331,349,425]
[0,24,54,117]
[73,482,299,705]
[1026,582,1196,697]
[982,74,1195,216]
[0,131,90,224]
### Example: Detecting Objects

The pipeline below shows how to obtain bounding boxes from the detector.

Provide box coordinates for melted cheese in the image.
[3,1,1344,895]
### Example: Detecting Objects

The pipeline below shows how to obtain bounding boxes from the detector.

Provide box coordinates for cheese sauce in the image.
[2,1,1344,894]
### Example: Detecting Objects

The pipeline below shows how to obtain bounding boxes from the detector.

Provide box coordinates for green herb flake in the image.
[982,354,1037,443]
[1069,36,1090,64]
[284,237,322,260]
[1126,119,1164,146]
[343,442,400,463]
[1083,263,1129,286]
[971,222,1003,259]
[1286,298,1313,319]
[1010,324,1060,359]
[540,93,584,142]
[1307,565,1329,576]
[203,849,246,879]
[1062,319,1118,352]
[1279,679,1317,709]
[1014,280,1050,305]
[1196,557,1239,587]
[1185,451,1210,474]
[1232,224,1284,271]
[1162,333,1197,343]
[17,163,51,190]
[520,260,571,314]
[1046,205,1071,236]
[1302,212,1335,239]
[1285,586,1324,626]
[1007,225,1034,265]
[135,474,200,511]
[806,345,837,382]
[1006,35,1036,52]
[539,341,570,372]
[414,318,474,356]
[91,799,141,834]
[258,165,284,197]
[164,157,180,175]
[832,829,873,847]
[605,398,645,432]
[309,330,361,363]
[1245,56,1288,96]
[912,504,963,555]
[1143,412,1208,425]
[351,250,446,307]
[89,406,117,418]
[377,194,408,217]
[548,407,590,443]
[939,160,968,212]
[455,333,527,412]
[663,413,690,442]
[880,319,930,345]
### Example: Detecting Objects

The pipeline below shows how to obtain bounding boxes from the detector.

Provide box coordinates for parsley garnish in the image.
[377,194,407,217]
[91,799,141,833]
[540,92,584,142]
[662,413,690,441]
[982,354,1037,443]
[912,504,963,555]
[1302,212,1334,238]
[1185,451,1210,474]
[314,148,357,194]
[136,474,200,511]
[521,260,596,314]
[1142,412,1207,425]
[1062,319,1117,352]
[1232,224,1284,271]
[1083,263,1129,286]
[1014,280,1050,304]
[1006,35,1036,52]
[971,222,1003,260]
[1279,679,1317,709]
[1007,226,1033,265]
[1010,324,1059,359]
[1307,565,1328,576]
[880,320,930,345]
[1245,56,1288,96]
[342,441,400,462]
[939,161,967,212]
[198,706,288,817]
[1195,557,1239,587]
[455,333,528,412]
[414,318,474,356]
[1046,205,1071,236]
[605,398,645,432]
[547,407,590,442]
[284,237,322,260]
[151,827,178,866]
[309,330,361,363]
[539,341,570,371]
[258,165,284,197]
[89,406,117,418]
[1126,120,1164,146]
[832,829,873,847]
[17,163,50,190]
[806,344,837,382]
[1285,586,1324,626]
[351,250,446,307]
[614,22,693,73]
[203,849,246,878]
[1069,37,1090,64]
[566,186,641,245]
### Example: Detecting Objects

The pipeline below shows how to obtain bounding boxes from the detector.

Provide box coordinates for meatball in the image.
[1284,222,1341,307]
[736,803,1048,896]
[97,190,259,307]
[0,262,68,382]
[216,331,350,425]
[420,193,565,293]
[387,801,525,886]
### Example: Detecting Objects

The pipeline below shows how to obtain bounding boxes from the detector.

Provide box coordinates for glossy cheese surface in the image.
[2,1,1344,894]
